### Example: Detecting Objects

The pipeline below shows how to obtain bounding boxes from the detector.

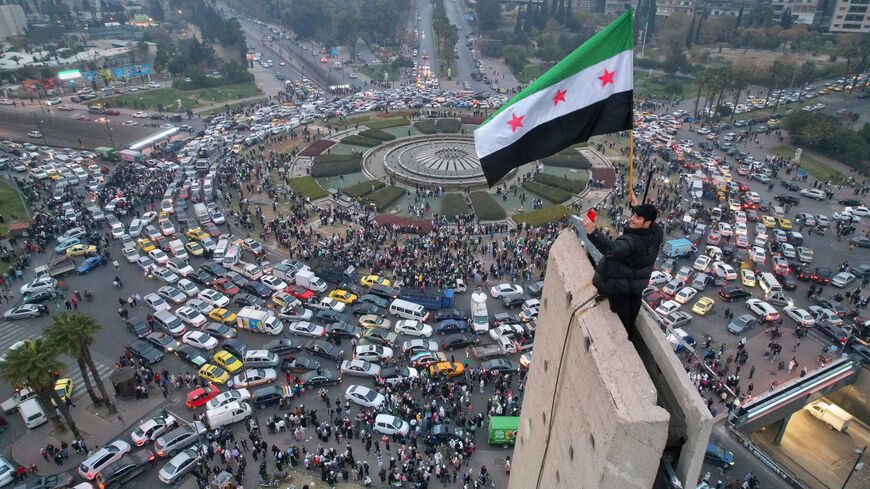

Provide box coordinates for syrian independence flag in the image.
[475,10,633,186]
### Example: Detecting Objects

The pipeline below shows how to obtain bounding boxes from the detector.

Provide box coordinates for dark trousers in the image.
[607,292,643,331]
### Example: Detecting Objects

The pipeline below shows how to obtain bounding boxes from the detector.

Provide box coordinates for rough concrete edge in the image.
[635,310,714,487]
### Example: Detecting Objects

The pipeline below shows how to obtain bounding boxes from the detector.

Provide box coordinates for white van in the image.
[128,218,143,238]
[205,401,252,429]
[758,272,782,295]
[222,245,242,266]
[806,401,852,432]
[213,239,230,260]
[389,299,429,322]
[18,398,48,429]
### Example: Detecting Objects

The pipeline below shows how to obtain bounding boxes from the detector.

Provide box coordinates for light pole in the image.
[104,120,115,147]
[842,446,866,489]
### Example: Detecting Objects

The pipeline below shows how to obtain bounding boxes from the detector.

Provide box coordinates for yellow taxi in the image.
[328,289,358,304]
[777,218,792,230]
[741,269,756,287]
[231,144,242,154]
[761,215,777,228]
[271,291,295,308]
[212,350,243,374]
[185,241,204,256]
[137,237,156,252]
[360,275,391,287]
[691,297,715,316]
[66,244,97,256]
[185,228,208,241]
[158,211,170,223]
[52,378,74,406]
[198,364,230,384]
[429,362,465,378]
[209,308,237,324]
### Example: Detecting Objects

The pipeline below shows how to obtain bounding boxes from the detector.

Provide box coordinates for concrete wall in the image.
[0,5,28,40]
[825,366,870,422]
[508,230,671,489]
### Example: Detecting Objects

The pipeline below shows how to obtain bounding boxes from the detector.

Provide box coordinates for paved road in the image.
[416,0,439,82]
[0,107,162,150]
[443,0,488,93]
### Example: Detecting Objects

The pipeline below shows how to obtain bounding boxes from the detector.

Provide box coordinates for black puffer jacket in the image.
[588,224,664,296]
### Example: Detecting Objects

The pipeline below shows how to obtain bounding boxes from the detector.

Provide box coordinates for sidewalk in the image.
[6,387,170,474]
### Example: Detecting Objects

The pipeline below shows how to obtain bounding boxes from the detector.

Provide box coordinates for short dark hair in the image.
[633,203,658,223]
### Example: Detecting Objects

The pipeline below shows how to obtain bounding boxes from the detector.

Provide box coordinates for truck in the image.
[472,335,527,359]
[95,146,120,162]
[316,265,357,284]
[805,401,853,432]
[295,270,327,293]
[236,307,284,335]
[34,255,76,279]
[470,290,489,332]
[399,289,455,311]
[662,239,697,258]
[119,149,144,163]
[487,416,519,445]
[194,203,210,224]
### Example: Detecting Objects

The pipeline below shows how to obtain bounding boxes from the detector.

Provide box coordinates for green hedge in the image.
[414,119,438,134]
[314,154,358,163]
[542,151,591,169]
[534,173,587,193]
[414,119,461,134]
[366,117,410,130]
[359,129,395,141]
[365,186,405,210]
[311,159,362,177]
[522,181,572,203]
[512,205,574,226]
[440,193,468,217]
[436,119,461,133]
[341,135,382,147]
[344,180,385,198]
[470,191,506,220]
[286,176,328,199]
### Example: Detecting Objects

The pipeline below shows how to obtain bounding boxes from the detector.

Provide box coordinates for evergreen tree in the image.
[539,0,549,29]
[557,0,565,23]
[515,6,524,35]
[736,6,744,28]
[686,15,695,48]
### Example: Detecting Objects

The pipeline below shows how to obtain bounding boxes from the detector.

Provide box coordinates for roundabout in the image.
[370,135,492,189]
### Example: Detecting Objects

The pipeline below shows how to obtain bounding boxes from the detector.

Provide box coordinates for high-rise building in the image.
[828,0,870,32]
[771,0,822,24]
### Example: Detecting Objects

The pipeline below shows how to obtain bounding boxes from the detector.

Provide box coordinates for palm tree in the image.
[729,67,751,124]
[45,313,112,406]
[692,66,709,119]
[0,338,81,438]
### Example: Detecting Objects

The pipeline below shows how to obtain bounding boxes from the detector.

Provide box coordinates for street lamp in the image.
[38,120,47,146]
[842,446,866,489]
[104,120,115,147]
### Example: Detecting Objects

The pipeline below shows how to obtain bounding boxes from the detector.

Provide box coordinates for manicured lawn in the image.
[470,192,506,221]
[286,176,329,200]
[0,181,29,235]
[634,72,693,100]
[522,181,571,203]
[343,180,385,198]
[356,64,400,82]
[365,118,410,130]
[440,193,468,217]
[769,145,847,184]
[512,205,574,226]
[91,82,262,112]
[366,186,405,210]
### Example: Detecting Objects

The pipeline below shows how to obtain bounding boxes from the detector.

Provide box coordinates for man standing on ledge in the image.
[583,192,663,330]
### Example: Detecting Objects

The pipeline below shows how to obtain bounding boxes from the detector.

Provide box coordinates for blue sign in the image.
[83,71,96,82]
[124,64,151,77]
[330,47,341,55]
[112,67,126,79]
[79,64,152,83]
[797,170,807,176]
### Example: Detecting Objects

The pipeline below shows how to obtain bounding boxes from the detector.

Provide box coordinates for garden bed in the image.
[365,186,405,210]
[512,205,574,226]
[365,117,410,130]
[299,139,336,157]
[440,193,468,217]
[343,180,386,198]
[469,192,506,220]
[542,150,591,169]
[286,176,329,200]
[522,181,572,204]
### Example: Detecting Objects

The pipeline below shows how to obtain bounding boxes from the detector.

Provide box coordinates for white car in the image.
[166,258,193,277]
[845,206,870,218]
[734,211,746,223]
[205,388,251,411]
[131,414,177,446]
[175,306,207,328]
[27,130,42,138]
[831,272,856,288]
[177,279,199,297]
[149,248,170,265]
[318,297,346,312]
[122,247,140,263]
[20,276,57,295]
[649,270,671,285]
[182,330,218,350]
[797,247,814,263]
[141,211,157,224]
[800,188,826,200]
[132,111,149,118]
[259,275,287,292]
[373,414,410,436]
[159,219,176,236]
[151,267,179,284]
[783,306,815,326]
[78,440,131,479]
[340,359,382,377]
[4,305,42,320]
[692,255,711,273]
[144,293,170,311]
[394,319,433,337]
[185,298,214,315]
[230,368,277,388]
[734,223,748,237]
[750,247,766,263]
[490,283,523,298]
[713,262,738,280]
[157,285,186,304]
[780,243,796,259]
[674,287,698,305]
[354,344,394,362]
[287,321,325,337]
[344,385,386,409]
[198,289,230,308]
[746,298,780,322]
[717,222,732,237]
[654,300,680,317]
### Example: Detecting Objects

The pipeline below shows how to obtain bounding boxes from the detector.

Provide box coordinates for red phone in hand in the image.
[586,209,597,222]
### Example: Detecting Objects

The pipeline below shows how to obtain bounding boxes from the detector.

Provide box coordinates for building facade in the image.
[829,0,870,31]
[0,4,28,40]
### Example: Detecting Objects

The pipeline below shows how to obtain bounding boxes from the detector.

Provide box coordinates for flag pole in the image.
[628,127,634,195]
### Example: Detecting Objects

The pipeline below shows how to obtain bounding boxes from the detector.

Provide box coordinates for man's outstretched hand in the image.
[629,191,640,207]
[582,215,596,234]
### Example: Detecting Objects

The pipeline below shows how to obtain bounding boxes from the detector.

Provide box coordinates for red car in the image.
[104,109,120,115]
[213,277,239,296]
[285,285,315,301]
[202,221,221,237]
[185,385,219,409]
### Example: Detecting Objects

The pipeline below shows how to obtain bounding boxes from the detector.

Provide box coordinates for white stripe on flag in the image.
[475,49,632,159]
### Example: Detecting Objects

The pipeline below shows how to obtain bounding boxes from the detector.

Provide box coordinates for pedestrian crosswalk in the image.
[64,359,114,402]
[0,320,36,353]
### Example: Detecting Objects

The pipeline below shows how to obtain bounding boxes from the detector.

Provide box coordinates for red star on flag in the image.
[507,113,524,132]
[598,69,615,87]
[552,89,567,106]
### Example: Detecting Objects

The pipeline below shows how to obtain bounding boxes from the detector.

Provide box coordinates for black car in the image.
[199,261,227,277]
[501,293,525,309]
[175,345,208,368]
[441,333,475,350]
[279,356,321,373]
[188,269,214,286]
[223,271,249,289]
[126,319,152,339]
[813,267,832,285]
[221,339,250,358]
[367,284,399,299]
[428,424,466,443]
[434,308,467,322]
[850,264,870,279]
[23,289,57,304]
[779,179,800,191]
[774,194,800,205]
[352,303,386,317]
[326,322,362,339]
[480,359,519,374]
[850,237,870,249]
[263,338,303,355]
[815,298,847,317]
[357,294,389,308]
[250,385,292,409]
[774,271,797,290]
[718,286,750,302]
[243,281,271,298]
[816,321,847,344]
[201,322,237,339]
[12,472,75,489]
[378,366,417,386]
[315,309,350,324]
[306,340,344,361]
[838,198,864,206]
[299,368,342,387]
[233,292,265,308]
[527,281,545,297]
[125,340,164,364]
[492,312,521,327]
[93,449,155,488]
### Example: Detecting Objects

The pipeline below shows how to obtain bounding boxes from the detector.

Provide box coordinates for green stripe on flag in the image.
[483,9,633,125]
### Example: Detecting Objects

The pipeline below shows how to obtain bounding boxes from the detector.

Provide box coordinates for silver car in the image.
[157,447,202,484]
